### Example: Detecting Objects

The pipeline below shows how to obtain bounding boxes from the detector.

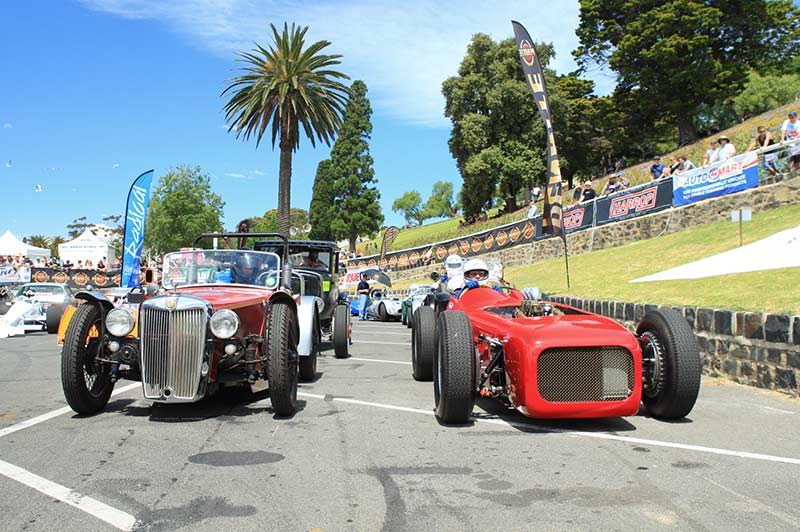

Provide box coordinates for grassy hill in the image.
[392,202,800,314]
[363,101,799,255]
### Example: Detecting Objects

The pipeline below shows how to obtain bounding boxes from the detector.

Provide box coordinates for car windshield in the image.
[17,284,64,296]
[162,249,281,289]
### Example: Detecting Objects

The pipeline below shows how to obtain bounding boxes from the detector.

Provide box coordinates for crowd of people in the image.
[0,255,121,278]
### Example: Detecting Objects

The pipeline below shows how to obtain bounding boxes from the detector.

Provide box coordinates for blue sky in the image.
[1,0,605,239]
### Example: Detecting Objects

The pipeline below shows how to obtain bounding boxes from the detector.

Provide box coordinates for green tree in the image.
[66,216,90,239]
[221,23,350,235]
[49,236,65,258]
[26,235,50,249]
[308,159,336,241]
[145,166,225,254]
[575,0,800,145]
[422,181,458,219]
[328,80,383,251]
[733,71,800,117]
[443,34,551,218]
[392,191,425,226]
[101,214,124,259]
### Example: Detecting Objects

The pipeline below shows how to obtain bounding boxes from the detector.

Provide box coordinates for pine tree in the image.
[328,80,383,251]
[308,159,337,241]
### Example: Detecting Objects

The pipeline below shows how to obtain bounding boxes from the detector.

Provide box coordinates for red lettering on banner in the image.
[609,188,657,218]
[563,208,585,230]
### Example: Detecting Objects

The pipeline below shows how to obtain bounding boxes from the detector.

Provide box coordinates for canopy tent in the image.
[0,230,51,258]
[58,229,115,266]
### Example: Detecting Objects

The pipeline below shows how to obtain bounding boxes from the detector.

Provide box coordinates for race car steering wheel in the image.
[458,283,513,298]
[255,270,280,289]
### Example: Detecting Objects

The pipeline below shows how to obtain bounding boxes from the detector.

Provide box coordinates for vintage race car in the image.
[366,289,402,321]
[57,233,344,417]
[401,283,434,327]
[411,285,701,424]
[0,282,75,337]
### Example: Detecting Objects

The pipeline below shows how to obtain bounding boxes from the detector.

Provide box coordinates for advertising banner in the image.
[595,179,673,225]
[672,152,759,207]
[121,170,154,288]
[0,266,31,285]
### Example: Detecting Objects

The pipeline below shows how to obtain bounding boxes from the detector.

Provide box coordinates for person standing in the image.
[703,139,719,166]
[649,157,666,181]
[781,111,800,172]
[356,273,371,321]
[717,136,736,161]
[748,127,778,176]
[530,185,541,202]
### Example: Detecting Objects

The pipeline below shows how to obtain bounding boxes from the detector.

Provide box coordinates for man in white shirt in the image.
[717,136,736,161]
[781,111,800,171]
[703,139,719,166]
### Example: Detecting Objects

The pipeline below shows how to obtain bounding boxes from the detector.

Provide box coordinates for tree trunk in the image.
[278,141,293,237]
[505,196,517,213]
[349,235,357,253]
[677,116,697,147]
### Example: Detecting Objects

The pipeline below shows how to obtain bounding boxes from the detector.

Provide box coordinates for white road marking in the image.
[0,382,140,439]
[760,406,796,415]
[354,331,410,336]
[352,340,410,346]
[0,459,136,531]
[297,393,800,466]
[349,357,412,365]
[699,474,799,526]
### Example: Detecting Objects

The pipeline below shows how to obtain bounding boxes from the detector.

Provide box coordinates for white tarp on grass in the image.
[632,225,800,283]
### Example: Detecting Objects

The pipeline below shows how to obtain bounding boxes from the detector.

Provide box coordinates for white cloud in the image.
[80,0,582,127]
[2,123,12,129]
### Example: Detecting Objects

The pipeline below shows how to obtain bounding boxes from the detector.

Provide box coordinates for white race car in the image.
[366,289,403,322]
[401,284,435,328]
[0,283,75,338]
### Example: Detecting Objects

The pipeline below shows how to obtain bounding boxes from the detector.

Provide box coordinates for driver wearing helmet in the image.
[453,258,504,297]
[232,252,263,285]
[443,254,465,292]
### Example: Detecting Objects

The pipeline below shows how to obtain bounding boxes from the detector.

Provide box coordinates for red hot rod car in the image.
[411,285,701,424]
[57,233,324,418]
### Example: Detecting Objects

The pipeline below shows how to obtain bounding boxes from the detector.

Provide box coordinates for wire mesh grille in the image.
[537,347,633,403]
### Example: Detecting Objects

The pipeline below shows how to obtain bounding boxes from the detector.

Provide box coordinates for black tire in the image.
[637,308,701,420]
[333,303,350,359]
[299,313,319,382]
[46,304,64,334]
[379,303,389,322]
[61,304,114,415]
[434,310,476,424]
[411,306,436,381]
[266,302,299,416]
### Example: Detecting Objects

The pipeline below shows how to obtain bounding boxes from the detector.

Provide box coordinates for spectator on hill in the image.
[526,200,538,219]
[717,136,736,161]
[531,185,541,202]
[617,173,630,190]
[748,126,778,176]
[571,184,582,205]
[668,156,681,175]
[674,156,697,175]
[601,174,620,196]
[703,139,719,166]
[580,181,597,202]
[650,157,666,181]
[615,157,627,172]
[781,111,800,172]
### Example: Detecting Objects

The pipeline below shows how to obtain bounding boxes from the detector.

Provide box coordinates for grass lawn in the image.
[392,203,800,315]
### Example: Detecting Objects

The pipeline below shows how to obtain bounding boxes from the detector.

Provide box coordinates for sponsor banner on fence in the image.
[29,268,121,289]
[0,267,31,285]
[595,178,673,225]
[673,152,759,207]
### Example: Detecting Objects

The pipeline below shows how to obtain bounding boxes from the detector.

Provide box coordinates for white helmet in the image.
[463,258,489,278]
[444,254,463,272]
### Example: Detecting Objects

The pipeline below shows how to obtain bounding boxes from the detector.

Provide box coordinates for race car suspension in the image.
[477,335,506,397]
[242,334,263,383]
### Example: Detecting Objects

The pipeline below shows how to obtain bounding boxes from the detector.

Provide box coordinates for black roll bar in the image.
[192,232,292,290]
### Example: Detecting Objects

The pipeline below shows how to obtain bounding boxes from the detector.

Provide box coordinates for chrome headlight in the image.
[210,309,239,339]
[106,308,136,337]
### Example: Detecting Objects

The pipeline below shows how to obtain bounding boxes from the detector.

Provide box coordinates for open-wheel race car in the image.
[253,239,351,360]
[411,281,701,424]
[56,233,328,417]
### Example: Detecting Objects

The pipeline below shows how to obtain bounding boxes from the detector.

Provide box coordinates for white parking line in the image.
[297,392,800,466]
[0,382,140,439]
[0,459,136,531]
[349,357,412,365]
[352,340,410,346]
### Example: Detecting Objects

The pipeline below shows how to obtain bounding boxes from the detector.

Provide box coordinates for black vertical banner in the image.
[511,21,564,238]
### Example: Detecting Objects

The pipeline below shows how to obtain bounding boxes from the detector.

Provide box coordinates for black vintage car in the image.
[254,239,351,361]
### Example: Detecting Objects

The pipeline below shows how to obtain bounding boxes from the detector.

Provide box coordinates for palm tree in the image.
[27,235,50,249]
[221,23,349,235]
[50,235,65,258]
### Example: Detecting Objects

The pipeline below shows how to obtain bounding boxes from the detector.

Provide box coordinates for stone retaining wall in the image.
[389,175,800,283]
[546,296,800,397]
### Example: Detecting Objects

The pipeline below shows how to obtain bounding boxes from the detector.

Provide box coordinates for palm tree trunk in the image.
[278,116,294,236]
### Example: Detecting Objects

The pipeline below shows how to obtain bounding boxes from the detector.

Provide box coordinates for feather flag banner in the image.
[120,170,154,288]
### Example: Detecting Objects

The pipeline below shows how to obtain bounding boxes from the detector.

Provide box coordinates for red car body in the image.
[445,287,643,419]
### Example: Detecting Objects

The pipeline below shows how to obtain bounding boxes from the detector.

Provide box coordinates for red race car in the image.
[411,280,701,425]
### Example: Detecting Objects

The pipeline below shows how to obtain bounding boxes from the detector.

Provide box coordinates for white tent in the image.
[0,230,51,258]
[58,229,115,266]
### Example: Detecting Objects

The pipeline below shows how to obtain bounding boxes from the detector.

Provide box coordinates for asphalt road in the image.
[1,321,799,532]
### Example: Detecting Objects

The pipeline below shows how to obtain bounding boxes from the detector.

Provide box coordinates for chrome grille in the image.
[537,347,633,403]
[140,305,207,400]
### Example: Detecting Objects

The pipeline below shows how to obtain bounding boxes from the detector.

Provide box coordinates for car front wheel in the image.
[299,313,320,382]
[266,301,299,416]
[61,303,114,415]
[333,303,350,358]
[434,310,476,424]
[411,306,436,381]
[637,308,701,420]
